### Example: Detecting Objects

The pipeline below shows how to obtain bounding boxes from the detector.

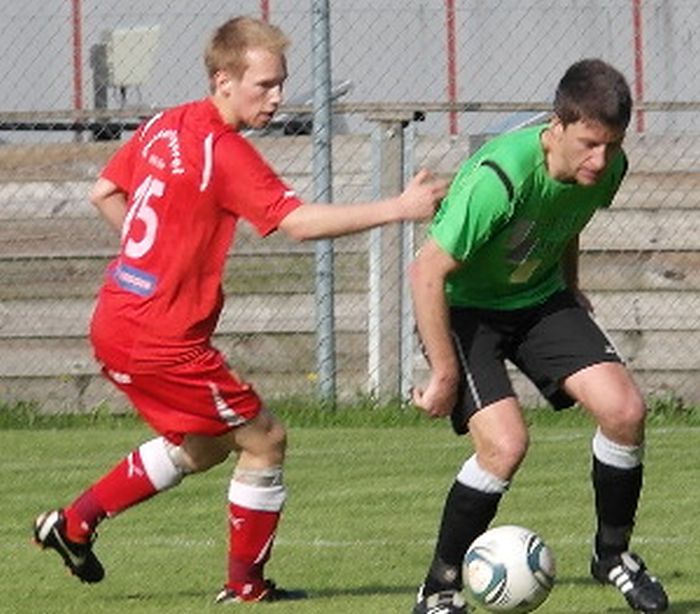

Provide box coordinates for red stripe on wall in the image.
[71,0,83,111]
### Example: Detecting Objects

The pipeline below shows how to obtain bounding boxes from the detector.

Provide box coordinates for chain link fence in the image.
[1,0,699,412]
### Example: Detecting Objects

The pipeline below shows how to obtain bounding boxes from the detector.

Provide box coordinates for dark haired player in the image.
[410,59,668,614]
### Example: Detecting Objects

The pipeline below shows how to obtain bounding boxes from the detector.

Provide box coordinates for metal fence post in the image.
[366,111,417,400]
[311,0,336,407]
[400,120,417,402]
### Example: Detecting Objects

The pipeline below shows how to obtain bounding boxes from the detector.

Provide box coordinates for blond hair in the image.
[204,16,289,85]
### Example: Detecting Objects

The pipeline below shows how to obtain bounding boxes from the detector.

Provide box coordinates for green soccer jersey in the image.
[430,124,627,309]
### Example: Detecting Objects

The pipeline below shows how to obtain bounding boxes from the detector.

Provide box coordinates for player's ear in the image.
[214,70,234,96]
[550,114,564,138]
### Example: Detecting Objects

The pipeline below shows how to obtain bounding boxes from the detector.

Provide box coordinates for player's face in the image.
[225,47,287,129]
[549,118,625,186]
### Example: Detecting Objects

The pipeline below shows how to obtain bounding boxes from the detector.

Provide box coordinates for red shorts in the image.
[100,347,263,444]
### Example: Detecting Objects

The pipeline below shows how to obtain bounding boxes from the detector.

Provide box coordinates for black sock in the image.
[592,456,643,559]
[424,481,501,594]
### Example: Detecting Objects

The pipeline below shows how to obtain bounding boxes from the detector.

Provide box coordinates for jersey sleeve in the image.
[100,132,139,191]
[430,162,513,261]
[214,133,303,236]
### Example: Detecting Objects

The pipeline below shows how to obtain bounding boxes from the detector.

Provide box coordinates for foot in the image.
[33,509,105,583]
[412,585,471,614]
[215,580,308,603]
[591,551,668,612]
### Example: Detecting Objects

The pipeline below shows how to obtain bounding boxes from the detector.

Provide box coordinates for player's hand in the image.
[412,374,458,418]
[398,169,448,221]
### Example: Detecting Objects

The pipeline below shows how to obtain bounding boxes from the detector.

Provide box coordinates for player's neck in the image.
[540,128,574,183]
[209,94,241,130]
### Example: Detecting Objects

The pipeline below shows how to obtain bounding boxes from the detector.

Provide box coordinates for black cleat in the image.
[412,585,471,614]
[215,580,308,603]
[591,551,668,612]
[33,509,105,584]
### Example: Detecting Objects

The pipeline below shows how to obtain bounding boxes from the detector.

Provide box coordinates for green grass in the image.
[2,407,699,613]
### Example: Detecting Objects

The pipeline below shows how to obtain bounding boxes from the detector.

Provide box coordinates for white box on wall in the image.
[105,26,160,88]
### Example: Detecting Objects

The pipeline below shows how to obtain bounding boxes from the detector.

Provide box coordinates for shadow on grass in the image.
[309,584,415,599]
[99,581,700,613]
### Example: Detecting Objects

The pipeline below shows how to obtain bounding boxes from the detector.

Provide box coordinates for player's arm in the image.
[89,177,128,233]
[409,238,463,418]
[562,234,594,311]
[278,169,447,241]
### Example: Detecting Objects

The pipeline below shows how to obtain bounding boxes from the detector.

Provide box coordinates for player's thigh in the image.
[103,348,271,459]
[563,362,646,444]
[449,308,516,435]
[468,397,529,479]
[514,291,621,408]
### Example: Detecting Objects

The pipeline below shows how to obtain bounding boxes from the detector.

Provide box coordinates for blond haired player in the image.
[33,16,446,604]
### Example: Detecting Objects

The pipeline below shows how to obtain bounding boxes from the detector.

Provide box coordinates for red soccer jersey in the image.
[90,98,302,371]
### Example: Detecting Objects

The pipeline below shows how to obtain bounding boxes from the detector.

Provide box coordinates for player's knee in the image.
[252,412,288,457]
[266,417,288,451]
[480,432,529,478]
[499,433,529,471]
[625,392,647,425]
[233,411,288,467]
[603,392,647,441]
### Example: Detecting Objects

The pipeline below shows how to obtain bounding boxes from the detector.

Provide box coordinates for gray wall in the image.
[0,1,699,140]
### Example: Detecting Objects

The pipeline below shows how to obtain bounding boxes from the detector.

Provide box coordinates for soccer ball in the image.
[464,525,555,613]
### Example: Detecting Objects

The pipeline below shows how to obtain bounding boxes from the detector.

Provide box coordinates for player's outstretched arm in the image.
[89,177,128,233]
[278,169,447,241]
[409,239,462,418]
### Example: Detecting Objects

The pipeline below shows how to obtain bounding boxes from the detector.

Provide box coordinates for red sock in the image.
[64,448,159,542]
[226,501,282,599]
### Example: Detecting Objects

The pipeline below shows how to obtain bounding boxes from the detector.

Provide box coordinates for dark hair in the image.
[553,59,632,130]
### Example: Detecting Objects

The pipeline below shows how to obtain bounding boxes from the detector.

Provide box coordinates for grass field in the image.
[2,405,699,613]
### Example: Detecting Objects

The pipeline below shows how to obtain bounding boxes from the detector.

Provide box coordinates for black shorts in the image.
[448,289,621,435]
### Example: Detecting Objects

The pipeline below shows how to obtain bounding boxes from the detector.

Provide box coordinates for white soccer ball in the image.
[464,525,556,613]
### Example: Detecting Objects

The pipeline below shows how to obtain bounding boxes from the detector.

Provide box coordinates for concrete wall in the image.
[1,132,699,410]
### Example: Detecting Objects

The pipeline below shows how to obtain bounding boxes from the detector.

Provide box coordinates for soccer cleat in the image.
[591,551,668,612]
[412,585,471,614]
[33,509,105,584]
[215,580,308,604]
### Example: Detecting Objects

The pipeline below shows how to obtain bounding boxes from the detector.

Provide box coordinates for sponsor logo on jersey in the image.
[113,262,158,297]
